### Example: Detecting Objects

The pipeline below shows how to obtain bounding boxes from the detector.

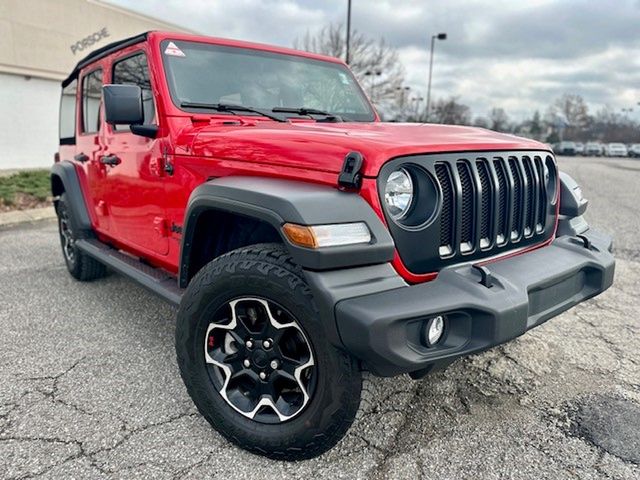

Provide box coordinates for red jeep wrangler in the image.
[53,31,615,460]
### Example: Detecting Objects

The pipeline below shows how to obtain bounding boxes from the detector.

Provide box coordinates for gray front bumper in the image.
[333,229,615,376]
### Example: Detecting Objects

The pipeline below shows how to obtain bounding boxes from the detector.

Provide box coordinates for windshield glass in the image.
[161,40,375,122]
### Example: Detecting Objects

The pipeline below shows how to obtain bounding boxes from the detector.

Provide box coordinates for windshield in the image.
[161,40,375,122]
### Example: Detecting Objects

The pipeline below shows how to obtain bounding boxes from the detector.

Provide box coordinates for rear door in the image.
[101,49,169,255]
[76,66,111,231]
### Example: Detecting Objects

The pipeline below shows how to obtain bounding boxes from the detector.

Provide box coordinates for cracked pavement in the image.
[0,156,638,479]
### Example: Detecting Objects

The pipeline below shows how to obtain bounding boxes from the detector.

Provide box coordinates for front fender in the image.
[179,176,395,287]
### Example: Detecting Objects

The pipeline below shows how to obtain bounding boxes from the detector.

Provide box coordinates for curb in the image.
[0,206,56,227]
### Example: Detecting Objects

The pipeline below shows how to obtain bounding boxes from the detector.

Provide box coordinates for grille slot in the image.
[493,159,508,244]
[477,160,492,246]
[508,157,523,239]
[434,153,552,258]
[522,157,536,236]
[534,156,546,231]
[457,162,474,251]
[435,163,454,253]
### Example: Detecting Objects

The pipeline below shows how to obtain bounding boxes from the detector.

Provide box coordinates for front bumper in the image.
[333,228,615,376]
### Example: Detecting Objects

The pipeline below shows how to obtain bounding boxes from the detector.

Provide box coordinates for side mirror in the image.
[103,84,143,125]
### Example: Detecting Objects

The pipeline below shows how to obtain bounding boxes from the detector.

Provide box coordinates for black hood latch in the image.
[338,151,364,190]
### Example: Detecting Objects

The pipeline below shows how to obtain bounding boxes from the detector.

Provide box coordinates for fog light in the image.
[423,315,445,347]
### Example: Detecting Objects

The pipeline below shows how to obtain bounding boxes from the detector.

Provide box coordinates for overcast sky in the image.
[106,0,640,121]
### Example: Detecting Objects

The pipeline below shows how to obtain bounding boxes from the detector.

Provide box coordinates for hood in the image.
[184,121,549,177]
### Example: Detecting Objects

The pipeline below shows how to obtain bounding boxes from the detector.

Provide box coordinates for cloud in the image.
[106,0,640,119]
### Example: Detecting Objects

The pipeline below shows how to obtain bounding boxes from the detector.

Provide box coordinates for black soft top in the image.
[61,31,150,87]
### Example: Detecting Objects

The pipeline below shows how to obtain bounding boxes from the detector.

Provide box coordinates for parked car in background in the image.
[605,143,628,157]
[555,141,577,155]
[628,144,640,158]
[574,142,585,155]
[585,142,604,156]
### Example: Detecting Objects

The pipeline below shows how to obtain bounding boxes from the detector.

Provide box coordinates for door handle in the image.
[74,152,89,163]
[100,154,121,166]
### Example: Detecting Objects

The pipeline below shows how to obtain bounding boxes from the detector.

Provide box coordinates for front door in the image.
[101,50,169,256]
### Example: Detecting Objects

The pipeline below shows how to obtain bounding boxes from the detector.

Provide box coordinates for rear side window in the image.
[112,53,155,131]
[59,79,77,144]
[82,69,103,134]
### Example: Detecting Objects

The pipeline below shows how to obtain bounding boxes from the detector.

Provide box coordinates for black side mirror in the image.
[103,84,158,138]
[103,84,143,125]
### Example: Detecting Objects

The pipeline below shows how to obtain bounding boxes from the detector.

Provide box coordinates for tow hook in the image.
[473,265,494,288]
[576,234,592,250]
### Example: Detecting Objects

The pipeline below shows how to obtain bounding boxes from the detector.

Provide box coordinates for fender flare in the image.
[50,161,92,233]
[179,176,395,288]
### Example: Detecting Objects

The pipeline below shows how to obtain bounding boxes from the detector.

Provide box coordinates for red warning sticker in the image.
[164,42,186,57]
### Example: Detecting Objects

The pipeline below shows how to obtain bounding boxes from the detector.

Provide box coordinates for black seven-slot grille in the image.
[378,151,558,275]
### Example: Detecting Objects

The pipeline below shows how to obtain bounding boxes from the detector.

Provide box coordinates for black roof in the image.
[61,31,150,87]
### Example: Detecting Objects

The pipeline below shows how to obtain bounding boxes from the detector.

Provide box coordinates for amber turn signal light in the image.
[282,223,318,249]
[282,222,371,249]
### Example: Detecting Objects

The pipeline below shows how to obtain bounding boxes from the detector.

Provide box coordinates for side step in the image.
[76,238,184,307]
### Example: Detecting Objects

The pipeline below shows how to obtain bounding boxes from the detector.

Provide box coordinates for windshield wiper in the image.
[180,102,286,122]
[272,107,347,122]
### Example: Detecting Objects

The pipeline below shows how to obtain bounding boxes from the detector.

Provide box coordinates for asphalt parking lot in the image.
[1,156,638,479]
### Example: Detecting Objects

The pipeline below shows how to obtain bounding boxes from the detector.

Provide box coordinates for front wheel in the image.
[175,244,362,460]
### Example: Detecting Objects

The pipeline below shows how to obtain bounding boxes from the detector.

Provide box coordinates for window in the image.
[112,53,156,131]
[82,69,102,133]
[59,79,77,143]
[161,40,375,122]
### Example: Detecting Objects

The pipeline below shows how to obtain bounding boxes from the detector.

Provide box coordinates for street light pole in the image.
[425,32,447,122]
[345,0,352,64]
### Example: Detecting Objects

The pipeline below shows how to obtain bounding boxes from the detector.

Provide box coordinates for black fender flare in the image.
[178,176,395,288]
[50,161,92,233]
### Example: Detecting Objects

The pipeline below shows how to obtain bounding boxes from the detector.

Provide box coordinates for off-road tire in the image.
[176,243,362,460]
[56,193,107,281]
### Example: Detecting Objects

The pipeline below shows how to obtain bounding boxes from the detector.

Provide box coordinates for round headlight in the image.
[384,168,414,219]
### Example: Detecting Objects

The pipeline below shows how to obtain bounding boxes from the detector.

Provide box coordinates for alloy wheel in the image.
[204,297,316,423]
[59,208,76,263]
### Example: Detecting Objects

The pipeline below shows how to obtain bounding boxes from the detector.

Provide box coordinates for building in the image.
[0,0,192,169]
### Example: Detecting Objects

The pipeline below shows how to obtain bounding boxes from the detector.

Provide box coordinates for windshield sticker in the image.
[164,42,186,57]
[338,72,350,85]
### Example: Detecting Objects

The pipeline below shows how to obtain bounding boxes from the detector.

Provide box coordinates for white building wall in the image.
[0,0,192,170]
[0,73,60,168]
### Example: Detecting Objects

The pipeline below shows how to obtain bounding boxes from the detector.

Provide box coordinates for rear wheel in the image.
[176,243,362,460]
[57,193,106,281]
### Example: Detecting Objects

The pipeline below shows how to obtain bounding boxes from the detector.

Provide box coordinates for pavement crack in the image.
[364,382,420,480]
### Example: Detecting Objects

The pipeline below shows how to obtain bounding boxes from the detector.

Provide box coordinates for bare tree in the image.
[473,116,490,129]
[428,97,472,125]
[529,110,543,138]
[294,24,406,117]
[489,107,510,132]
[553,93,590,129]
